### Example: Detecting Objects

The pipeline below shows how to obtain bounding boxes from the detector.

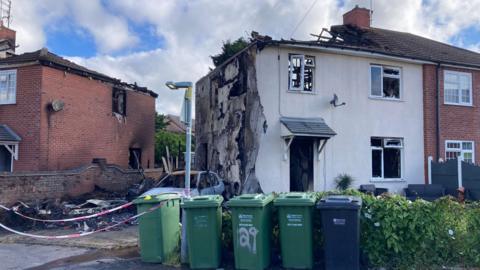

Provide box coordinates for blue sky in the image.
[10,0,480,114]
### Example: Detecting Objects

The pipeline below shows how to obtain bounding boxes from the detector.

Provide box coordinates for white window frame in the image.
[445,140,475,163]
[371,137,404,181]
[369,64,402,100]
[443,70,472,106]
[0,69,16,105]
[0,143,17,172]
[288,54,315,92]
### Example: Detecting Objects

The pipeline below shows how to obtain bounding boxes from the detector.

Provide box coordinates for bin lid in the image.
[316,195,362,210]
[274,192,317,206]
[133,193,180,204]
[181,195,223,208]
[226,193,274,207]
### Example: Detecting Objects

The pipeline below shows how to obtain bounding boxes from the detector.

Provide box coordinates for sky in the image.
[9,0,480,114]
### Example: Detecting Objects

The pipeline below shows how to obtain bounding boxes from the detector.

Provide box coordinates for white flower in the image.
[374,222,380,227]
[364,213,372,219]
[407,200,412,204]
[448,229,454,236]
[367,208,372,213]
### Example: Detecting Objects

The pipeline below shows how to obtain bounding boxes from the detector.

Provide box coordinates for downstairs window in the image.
[371,137,403,180]
[445,140,474,163]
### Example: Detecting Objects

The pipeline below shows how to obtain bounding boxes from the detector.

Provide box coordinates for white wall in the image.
[255,46,425,193]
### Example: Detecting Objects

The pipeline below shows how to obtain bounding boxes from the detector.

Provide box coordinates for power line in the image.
[289,0,319,39]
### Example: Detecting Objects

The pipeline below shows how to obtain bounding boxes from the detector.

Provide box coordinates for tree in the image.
[155,130,195,167]
[155,112,168,132]
[211,37,249,67]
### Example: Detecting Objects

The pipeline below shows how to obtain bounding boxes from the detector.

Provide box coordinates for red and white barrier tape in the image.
[7,202,134,223]
[0,200,167,239]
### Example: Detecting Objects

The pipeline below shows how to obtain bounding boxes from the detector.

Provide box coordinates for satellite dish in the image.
[51,99,65,112]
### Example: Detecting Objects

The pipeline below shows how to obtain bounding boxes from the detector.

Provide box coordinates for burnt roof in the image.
[0,48,158,97]
[268,25,480,68]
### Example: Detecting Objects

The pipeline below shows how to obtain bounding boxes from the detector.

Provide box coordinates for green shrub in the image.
[334,174,355,190]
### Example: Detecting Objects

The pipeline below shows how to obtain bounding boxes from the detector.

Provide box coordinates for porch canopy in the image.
[0,124,20,160]
[280,117,336,160]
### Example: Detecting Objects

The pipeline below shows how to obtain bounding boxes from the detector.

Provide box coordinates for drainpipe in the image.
[435,63,441,161]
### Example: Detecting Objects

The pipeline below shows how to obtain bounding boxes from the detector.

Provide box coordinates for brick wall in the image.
[0,165,163,205]
[0,65,43,171]
[38,66,155,171]
[423,64,480,180]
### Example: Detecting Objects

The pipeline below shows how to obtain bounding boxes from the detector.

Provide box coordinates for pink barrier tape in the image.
[0,200,167,239]
[9,202,134,223]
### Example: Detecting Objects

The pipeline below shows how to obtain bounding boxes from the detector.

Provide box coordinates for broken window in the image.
[371,137,403,179]
[445,140,474,163]
[0,69,16,105]
[112,88,126,116]
[444,71,472,105]
[370,65,401,99]
[289,54,315,92]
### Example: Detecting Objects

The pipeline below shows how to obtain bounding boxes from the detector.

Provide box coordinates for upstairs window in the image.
[0,69,16,105]
[445,140,474,163]
[112,88,126,116]
[371,137,403,180]
[444,71,472,106]
[370,65,401,100]
[288,54,315,92]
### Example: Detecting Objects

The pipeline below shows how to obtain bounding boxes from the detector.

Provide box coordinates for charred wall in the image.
[195,45,266,195]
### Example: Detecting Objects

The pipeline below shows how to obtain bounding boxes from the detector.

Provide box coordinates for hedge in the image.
[221,190,480,269]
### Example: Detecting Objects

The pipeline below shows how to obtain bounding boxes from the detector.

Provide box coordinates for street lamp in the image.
[165,81,193,198]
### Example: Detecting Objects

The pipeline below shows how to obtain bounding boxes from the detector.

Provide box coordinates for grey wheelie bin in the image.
[317,195,362,270]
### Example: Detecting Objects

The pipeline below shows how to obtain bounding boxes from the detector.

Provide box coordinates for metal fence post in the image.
[457,157,463,188]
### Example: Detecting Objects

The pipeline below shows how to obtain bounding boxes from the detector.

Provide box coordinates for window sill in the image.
[370,178,405,183]
[443,102,473,107]
[0,102,16,105]
[368,96,404,102]
[287,90,316,95]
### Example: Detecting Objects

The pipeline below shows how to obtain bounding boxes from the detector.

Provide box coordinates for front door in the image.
[289,138,314,191]
[0,145,12,172]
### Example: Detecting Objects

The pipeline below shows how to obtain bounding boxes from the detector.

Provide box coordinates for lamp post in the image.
[165,81,193,197]
[166,81,193,264]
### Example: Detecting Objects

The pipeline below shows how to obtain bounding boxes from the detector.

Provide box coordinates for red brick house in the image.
[0,25,157,172]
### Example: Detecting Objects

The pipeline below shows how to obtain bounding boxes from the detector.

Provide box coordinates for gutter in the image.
[274,42,436,65]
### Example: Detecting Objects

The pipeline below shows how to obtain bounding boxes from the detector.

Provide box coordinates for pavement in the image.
[0,243,91,270]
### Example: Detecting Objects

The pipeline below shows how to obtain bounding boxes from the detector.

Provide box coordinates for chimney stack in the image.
[0,22,15,57]
[343,5,371,28]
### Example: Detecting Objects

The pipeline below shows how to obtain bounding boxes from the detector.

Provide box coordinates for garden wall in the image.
[0,164,163,205]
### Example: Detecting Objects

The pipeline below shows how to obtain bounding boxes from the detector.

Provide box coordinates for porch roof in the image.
[280,117,336,138]
[0,124,21,142]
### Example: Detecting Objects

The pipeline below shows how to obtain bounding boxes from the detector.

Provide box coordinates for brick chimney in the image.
[0,22,15,57]
[343,5,371,28]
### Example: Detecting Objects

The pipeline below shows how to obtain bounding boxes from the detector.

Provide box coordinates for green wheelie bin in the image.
[227,193,274,270]
[133,193,181,263]
[182,195,223,269]
[274,193,317,269]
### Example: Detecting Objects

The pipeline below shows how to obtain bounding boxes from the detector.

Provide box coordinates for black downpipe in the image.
[435,63,441,161]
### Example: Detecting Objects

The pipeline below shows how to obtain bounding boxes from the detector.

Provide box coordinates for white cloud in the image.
[9,0,480,114]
